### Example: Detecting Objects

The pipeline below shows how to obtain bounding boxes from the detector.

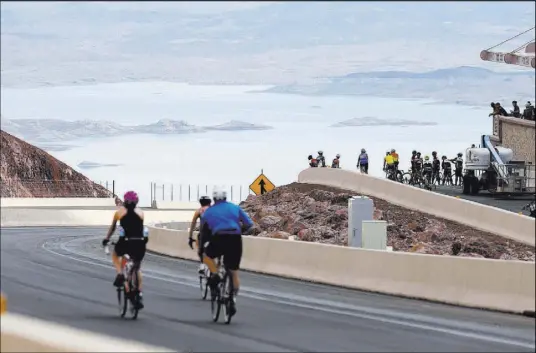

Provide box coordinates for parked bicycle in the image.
[104,242,142,320]
[210,255,236,325]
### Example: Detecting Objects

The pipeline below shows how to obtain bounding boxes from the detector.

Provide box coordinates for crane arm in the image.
[480,50,535,69]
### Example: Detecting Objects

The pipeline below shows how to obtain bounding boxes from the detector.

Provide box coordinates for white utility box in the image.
[362,220,387,250]
[347,196,374,248]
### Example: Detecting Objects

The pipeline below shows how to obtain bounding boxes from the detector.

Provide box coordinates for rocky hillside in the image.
[240,183,535,261]
[1,130,112,197]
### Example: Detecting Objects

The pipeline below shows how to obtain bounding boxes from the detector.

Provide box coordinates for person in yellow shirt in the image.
[390,149,399,171]
[383,151,395,179]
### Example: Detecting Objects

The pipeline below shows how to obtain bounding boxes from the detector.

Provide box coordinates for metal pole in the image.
[171,184,174,201]
[205,185,208,195]
[106,181,109,190]
[150,182,153,202]
[180,185,182,201]
[162,184,165,200]
[188,184,191,201]
[231,185,234,201]
[153,183,157,201]
[112,180,115,197]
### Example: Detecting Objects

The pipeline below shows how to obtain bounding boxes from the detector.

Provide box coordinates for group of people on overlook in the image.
[307,149,465,186]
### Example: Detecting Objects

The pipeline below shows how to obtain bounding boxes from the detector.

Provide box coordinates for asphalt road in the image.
[1,226,535,352]
[432,185,533,215]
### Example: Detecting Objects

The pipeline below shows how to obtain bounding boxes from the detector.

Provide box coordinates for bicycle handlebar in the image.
[103,241,117,255]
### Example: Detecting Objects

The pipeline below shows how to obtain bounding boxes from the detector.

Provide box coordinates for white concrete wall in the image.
[0,208,194,227]
[147,225,535,314]
[0,312,173,352]
[298,167,535,246]
[0,197,116,208]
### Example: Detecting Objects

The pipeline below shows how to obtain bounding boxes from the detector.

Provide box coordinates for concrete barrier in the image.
[1,312,174,352]
[147,225,535,314]
[152,201,199,210]
[298,168,535,246]
[0,208,194,227]
[0,198,116,208]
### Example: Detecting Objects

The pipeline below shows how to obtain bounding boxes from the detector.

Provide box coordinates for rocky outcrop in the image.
[240,183,535,261]
[1,130,112,197]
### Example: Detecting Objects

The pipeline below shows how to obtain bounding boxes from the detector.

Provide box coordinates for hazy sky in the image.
[1,1,534,87]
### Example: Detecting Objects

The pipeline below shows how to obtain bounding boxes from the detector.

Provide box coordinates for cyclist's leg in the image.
[130,243,146,309]
[132,242,146,292]
[223,234,243,294]
[197,232,208,273]
[112,240,127,286]
[203,236,223,283]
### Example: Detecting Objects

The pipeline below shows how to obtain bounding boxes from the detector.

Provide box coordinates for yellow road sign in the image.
[249,173,275,195]
[1,293,6,314]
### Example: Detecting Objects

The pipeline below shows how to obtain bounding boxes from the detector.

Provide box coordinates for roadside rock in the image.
[1,130,112,198]
[240,182,535,262]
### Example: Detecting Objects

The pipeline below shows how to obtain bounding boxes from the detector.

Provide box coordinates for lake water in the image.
[1,82,492,206]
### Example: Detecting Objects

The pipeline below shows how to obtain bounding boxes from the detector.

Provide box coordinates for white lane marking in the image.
[42,238,535,350]
[60,237,534,336]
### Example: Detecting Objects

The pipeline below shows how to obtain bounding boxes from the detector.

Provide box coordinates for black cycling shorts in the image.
[115,238,146,263]
[204,234,242,271]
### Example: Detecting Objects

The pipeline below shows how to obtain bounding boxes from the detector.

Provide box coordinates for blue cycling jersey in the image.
[201,201,253,235]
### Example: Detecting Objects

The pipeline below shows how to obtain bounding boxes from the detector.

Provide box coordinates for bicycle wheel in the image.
[118,287,127,318]
[200,273,209,300]
[222,271,234,325]
[130,290,139,320]
[211,278,221,322]
[402,173,412,184]
[395,170,404,183]
[129,272,139,320]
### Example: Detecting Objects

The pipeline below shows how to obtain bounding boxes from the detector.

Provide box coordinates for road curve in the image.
[1,227,534,352]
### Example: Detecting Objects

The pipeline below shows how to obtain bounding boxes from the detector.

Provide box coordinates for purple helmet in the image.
[123,191,139,204]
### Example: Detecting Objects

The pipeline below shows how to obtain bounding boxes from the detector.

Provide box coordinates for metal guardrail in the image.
[0,179,115,198]
[149,182,252,203]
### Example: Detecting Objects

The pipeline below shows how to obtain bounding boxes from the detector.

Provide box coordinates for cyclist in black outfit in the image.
[451,153,464,186]
[410,150,417,173]
[422,156,433,188]
[431,151,441,185]
[441,156,453,185]
[102,190,148,309]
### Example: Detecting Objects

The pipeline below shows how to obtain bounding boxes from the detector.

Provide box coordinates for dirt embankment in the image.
[240,183,535,261]
[1,130,112,198]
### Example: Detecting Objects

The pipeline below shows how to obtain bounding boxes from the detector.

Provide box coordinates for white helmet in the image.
[318,150,323,155]
[212,186,227,201]
[336,153,340,158]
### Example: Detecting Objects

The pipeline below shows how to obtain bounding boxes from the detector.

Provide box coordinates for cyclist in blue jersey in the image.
[201,186,253,316]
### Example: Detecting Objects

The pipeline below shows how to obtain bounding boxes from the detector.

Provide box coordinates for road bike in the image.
[384,166,397,181]
[104,242,142,320]
[210,256,236,325]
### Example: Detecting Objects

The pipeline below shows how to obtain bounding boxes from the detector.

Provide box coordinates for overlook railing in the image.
[149,182,252,203]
